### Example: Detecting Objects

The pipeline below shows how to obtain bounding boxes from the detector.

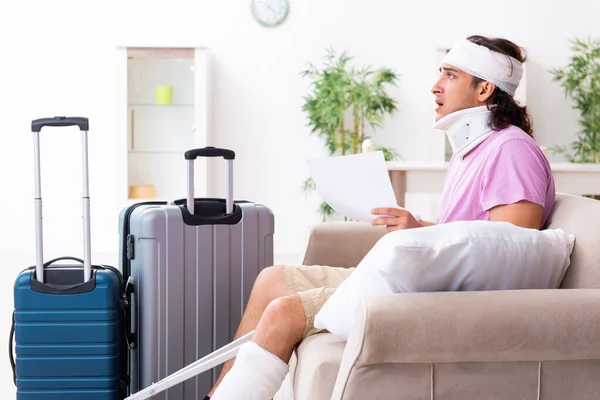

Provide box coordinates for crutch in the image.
[125,330,255,400]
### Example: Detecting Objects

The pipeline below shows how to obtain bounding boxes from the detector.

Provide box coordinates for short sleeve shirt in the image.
[436,125,556,228]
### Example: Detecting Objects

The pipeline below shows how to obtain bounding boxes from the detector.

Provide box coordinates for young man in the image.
[206,35,556,400]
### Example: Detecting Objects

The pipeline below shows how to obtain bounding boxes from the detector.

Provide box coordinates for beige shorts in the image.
[284,265,355,338]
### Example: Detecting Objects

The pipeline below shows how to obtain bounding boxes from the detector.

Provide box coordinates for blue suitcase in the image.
[10,117,129,400]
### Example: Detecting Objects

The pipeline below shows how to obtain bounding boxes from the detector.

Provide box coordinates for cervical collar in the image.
[432,106,493,158]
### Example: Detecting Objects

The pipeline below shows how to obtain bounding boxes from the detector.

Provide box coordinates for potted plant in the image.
[549,37,600,164]
[300,48,401,220]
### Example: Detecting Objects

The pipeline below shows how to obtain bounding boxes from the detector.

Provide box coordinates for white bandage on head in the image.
[442,39,524,96]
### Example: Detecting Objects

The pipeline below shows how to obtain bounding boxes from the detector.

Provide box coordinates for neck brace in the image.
[433,106,493,158]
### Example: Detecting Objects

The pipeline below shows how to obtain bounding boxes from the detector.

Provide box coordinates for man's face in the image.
[431,63,485,121]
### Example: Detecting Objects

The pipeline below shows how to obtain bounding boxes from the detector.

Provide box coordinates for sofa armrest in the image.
[345,289,600,365]
[331,289,600,399]
[301,222,387,268]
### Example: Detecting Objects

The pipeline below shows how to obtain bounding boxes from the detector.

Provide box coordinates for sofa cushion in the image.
[290,333,345,400]
[546,193,600,289]
[314,219,575,341]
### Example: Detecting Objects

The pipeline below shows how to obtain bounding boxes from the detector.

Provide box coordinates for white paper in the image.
[307,151,418,223]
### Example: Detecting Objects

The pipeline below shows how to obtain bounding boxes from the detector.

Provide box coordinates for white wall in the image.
[1,0,600,397]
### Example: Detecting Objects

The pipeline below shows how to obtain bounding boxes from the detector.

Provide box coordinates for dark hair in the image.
[467,35,534,138]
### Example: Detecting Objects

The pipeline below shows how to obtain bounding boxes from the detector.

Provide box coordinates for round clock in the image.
[251,0,289,27]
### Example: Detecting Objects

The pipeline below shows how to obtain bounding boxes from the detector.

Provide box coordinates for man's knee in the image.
[252,265,288,300]
[256,265,285,285]
[262,295,306,338]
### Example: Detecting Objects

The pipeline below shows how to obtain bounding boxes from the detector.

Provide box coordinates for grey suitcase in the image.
[118,147,275,399]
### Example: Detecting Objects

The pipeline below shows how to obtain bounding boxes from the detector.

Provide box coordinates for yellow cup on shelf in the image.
[155,86,173,105]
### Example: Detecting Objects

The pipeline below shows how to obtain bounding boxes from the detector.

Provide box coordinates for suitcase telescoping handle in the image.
[32,116,89,132]
[184,147,235,216]
[31,116,92,284]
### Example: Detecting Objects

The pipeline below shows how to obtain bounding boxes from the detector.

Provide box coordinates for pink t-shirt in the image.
[436,125,556,228]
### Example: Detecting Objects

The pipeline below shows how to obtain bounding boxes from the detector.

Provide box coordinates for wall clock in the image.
[251,0,289,27]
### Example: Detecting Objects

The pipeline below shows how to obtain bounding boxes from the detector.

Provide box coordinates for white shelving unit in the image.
[116,47,210,204]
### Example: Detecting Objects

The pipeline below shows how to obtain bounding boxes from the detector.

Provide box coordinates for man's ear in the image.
[477,81,496,102]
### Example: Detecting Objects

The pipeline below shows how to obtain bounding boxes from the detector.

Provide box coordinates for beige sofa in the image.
[286,193,600,400]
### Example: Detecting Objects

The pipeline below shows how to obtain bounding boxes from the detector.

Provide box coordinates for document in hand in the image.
[306,151,419,223]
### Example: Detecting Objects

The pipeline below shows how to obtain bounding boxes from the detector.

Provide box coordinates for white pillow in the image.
[313,220,576,341]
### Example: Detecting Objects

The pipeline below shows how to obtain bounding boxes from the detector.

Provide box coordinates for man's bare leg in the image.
[207,266,290,397]
[250,294,307,362]
[210,294,307,399]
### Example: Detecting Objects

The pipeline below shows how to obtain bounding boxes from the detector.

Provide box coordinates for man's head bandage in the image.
[442,39,524,97]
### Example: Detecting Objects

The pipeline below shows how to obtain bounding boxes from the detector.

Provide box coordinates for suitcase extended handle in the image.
[184,147,235,160]
[186,147,234,215]
[31,118,92,284]
[31,116,89,132]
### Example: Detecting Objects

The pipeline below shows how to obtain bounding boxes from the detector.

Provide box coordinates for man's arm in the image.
[488,200,544,230]
[372,201,543,231]
[479,139,551,231]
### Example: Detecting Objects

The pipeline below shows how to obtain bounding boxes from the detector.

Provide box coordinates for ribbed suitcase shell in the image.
[119,199,274,399]
[12,117,126,400]
[13,267,125,400]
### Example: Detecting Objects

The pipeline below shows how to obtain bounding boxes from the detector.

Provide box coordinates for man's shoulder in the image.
[489,124,532,143]
[479,125,551,172]
[483,125,540,155]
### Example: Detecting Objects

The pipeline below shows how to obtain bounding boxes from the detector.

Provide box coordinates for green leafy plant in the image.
[549,37,600,163]
[300,48,401,220]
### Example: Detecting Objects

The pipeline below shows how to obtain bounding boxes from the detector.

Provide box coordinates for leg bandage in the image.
[211,341,289,400]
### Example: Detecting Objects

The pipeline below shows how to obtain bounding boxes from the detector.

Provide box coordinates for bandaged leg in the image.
[211,341,289,400]
[125,332,254,400]
[211,295,307,399]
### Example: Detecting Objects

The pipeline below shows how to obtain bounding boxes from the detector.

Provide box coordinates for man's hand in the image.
[371,207,424,232]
